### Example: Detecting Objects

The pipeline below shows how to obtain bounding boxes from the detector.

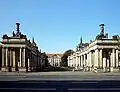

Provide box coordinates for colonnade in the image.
[68,48,119,72]
[2,47,26,68]
[1,46,42,72]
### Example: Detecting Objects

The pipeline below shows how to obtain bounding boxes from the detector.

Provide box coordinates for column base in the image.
[93,67,98,73]
[103,67,106,72]
[89,67,92,71]
[1,67,8,72]
[11,67,16,72]
[80,67,83,70]
[86,67,89,71]
[19,67,26,72]
[110,67,113,72]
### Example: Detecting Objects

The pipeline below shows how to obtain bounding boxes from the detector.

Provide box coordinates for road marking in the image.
[72,81,98,83]
[0,88,56,90]
[68,88,120,90]
[18,81,47,83]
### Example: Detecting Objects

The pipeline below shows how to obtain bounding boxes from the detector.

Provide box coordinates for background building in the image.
[47,53,63,67]
[0,23,44,72]
[68,24,120,72]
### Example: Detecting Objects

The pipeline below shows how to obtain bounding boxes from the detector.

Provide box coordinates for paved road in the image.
[0,80,120,92]
[0,72,120,91]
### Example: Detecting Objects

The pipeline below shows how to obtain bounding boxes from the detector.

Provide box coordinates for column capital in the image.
[94,48,100,51]
[2,45,4,48]
[112,48,115,51]
[99,48,103,50]
[115,48,119,50]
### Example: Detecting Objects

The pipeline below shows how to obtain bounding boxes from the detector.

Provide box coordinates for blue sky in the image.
[0,0,120,53]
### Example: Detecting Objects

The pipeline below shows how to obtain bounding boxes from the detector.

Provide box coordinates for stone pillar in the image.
[92,52,95,67]
[19,48,22,67]
[68,56,70,66]
[28,58,30,68]
[103,52,106,72]
[78,56,80,68]
[89,51,92,71]
[76,56,78,67]
[84,55,86,66]
[73,57,74,67]
[111,49,115,72]
[83,54,86,71]
[79,56,81,67]
[2,47,4,67]
[116,49,118,67]
[95,49,99,68]
[81,55,83,69]
[87,53,89,66]
[100,49,103,68]
[86,53,89,71]
[23,48,26,67]
[107,58,109,68]
[6,48,8,67]
[10,50,12,67]
[13,51,15,67]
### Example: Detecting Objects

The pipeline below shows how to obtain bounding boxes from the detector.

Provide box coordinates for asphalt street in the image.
[0,80,120,92]
[0,72,120,92]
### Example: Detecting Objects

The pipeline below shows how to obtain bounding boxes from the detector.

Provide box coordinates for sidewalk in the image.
[0,71,120,76]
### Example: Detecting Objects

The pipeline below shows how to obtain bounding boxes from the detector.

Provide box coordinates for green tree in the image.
[60,49,74,66]
[41,52,49,67]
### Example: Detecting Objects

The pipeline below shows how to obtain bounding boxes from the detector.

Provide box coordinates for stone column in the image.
[103,52,106,72]
[76,56,78,67]
[2,47,4,67]
[68,57,70,66]
[73,57,74,67]
[69,58,71,67]
[28,58,30,68]
[111,49,115,72]
[68,56,69,66]
[13,51,15,67]
[87,53,89,66]
[6,48,8,67]
[19,48,22,67]
[89,51,92,71]
[83,54,86,71]
[10,50,12,67]
[23,48,26,67]
[107,58,109,68]
[92,52,95,67]
[116,49,118,67]
[86,53,89,71]
[83,55,85,66]
[79,56,81,67]
[95,49,99,68]
[81,55,83,69]
[100,49,103,68]
[78,56,80,68]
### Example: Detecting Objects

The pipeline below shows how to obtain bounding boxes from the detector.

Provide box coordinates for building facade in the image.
[47,54,63,67]
[0,23,43,72]
[68,24,120,72]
